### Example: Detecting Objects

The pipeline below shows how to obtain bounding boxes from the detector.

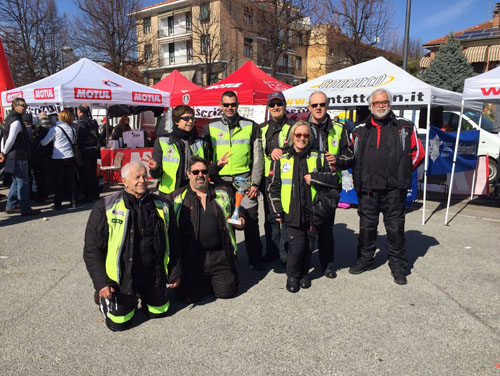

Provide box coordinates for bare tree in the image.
[73,0,148,80]
[191,0,231,86]
[316,0,395,66]
[235,0,311,78]
[0,0,70,86]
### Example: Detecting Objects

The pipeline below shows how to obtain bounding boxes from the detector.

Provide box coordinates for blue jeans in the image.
[6,160,30,212]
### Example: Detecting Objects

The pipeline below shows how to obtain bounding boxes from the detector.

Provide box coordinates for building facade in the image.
[131,0,309,87]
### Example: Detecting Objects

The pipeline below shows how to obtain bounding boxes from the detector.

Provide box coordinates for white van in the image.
[415,111,500,183]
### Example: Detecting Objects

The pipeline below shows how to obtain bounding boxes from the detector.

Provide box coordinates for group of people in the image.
[83,87,424,331]
[0,99,109,213]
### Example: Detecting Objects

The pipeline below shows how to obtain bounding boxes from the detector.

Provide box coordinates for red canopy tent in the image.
[183,60,292,106]
[0,38,15,122]
[152,69,201,107]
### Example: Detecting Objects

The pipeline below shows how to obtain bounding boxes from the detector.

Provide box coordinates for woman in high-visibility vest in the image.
[266,121,337,293]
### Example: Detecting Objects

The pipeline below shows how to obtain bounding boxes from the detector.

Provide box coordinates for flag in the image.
[0,38,15,122]
[427,125,479,175]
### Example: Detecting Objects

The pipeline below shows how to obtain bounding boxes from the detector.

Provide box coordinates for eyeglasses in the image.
[294,133,310,139]
[180,115,195,122]
[310,102,326,108]
[371,100,390,107]
[190,169,208,175]
[268,101,284,108]
[222,102,238,108]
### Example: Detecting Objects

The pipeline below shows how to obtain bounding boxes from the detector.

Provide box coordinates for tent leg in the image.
[444,100,464,226]
[422,102,432,225]
[470,158,477,200]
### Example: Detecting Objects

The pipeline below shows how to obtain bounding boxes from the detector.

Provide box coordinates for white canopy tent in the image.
[283,57,482,225]
[444,67,500,225]
[1,58,170,108]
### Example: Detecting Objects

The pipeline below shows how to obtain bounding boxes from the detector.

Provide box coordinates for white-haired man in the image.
[83,162,182,331]
[349,88,424,285]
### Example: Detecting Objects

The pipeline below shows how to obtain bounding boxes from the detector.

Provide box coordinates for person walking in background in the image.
[349,88,424,285]
[31,112,53,203]
[268,121,337,293]
[111,115,131,142]
[41,109,78,210]
[203,91,265,271]
[0,97,40,216]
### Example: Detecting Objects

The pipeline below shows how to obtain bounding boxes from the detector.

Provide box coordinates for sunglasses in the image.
[17,103,27,108]
[294,133,310,139]
[268,101,284,108]
[180,115,195,121]
[310,102,326,108]
[222,102,238,108]
[190,169,208,175]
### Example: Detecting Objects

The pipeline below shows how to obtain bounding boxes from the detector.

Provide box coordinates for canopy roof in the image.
[184,60,291,106]
[152,69,201,107]
[283,57,481,111]
[463,65,500,104]
[1,58,170,108]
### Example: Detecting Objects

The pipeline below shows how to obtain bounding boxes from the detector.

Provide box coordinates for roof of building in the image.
[134,0,181,14]
[423,20,495,46]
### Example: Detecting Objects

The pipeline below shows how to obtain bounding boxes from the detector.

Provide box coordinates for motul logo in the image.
[132,91,162,104]
[6,91,23,103]
[74,88,112,100]
[34,88,55,100]
[205,83,242,90]
[480,87,500,96]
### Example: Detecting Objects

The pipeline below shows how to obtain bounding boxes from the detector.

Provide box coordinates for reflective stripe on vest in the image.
[327,123,343,182]
[158,137,204,194]
[104,193,170,284]
[280,152,320,214]
[172,189,188,225]
[261,122,291,177]
[209,120,253,176]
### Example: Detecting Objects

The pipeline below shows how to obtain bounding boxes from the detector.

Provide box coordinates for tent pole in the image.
[105,105,109,144]
[470,157,477,200]
[422,102,431,225]
[445,100,465,225]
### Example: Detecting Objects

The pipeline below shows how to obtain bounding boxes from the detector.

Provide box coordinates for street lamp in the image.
[60,45,73,69]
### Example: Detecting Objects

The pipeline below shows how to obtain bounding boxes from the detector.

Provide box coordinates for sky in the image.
[56,0,493,47]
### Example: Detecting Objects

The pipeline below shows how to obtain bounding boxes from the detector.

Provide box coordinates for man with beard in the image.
[203,91,264,271]
[168,157,243,303]
[307,90,353,279]
[349,88,424,285]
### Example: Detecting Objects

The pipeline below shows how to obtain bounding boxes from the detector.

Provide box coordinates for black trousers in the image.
[176,249,238,303]
[51,158,77,207]
[262,191,288,260]
[357,189,407,274]
[77,155,99,201]
[316,213,336,270]
[32,159,50,199]
[99,285,169,331]
[286,224,315,279]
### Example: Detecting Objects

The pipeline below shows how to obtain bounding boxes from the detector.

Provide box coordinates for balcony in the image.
[158,27,192,40]
[159,53,193,67]
[276,65,295,75]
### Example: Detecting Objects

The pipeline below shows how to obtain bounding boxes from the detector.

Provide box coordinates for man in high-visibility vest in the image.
[203,91,265,271]
[168,156,244,302]
[83,162,182,331]
[307,90,353,280]
[260,92,295,264]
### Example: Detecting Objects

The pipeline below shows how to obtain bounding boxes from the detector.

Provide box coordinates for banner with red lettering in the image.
[1,58,169,108]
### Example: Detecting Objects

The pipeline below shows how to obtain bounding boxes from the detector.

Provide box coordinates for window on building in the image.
[244,38,253,57]
[186,11,192,31]
[187,40,193,61]
[328,48,334,56]
[244,6,253,25]
[168,43,175,64]
[200,2,210,22]
[296,56,302,70]
[144,44,152,61]
[201,34,210,54]
[168,16,174,35]
[143,17,151,34]
[297,32,303,45]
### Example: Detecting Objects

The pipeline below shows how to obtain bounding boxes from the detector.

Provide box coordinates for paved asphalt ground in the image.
[1,185,499,376]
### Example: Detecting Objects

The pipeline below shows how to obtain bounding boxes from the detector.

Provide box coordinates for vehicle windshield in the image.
[465,112,500,134]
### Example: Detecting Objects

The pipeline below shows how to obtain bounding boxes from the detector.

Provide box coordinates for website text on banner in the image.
[427,126,479,175]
